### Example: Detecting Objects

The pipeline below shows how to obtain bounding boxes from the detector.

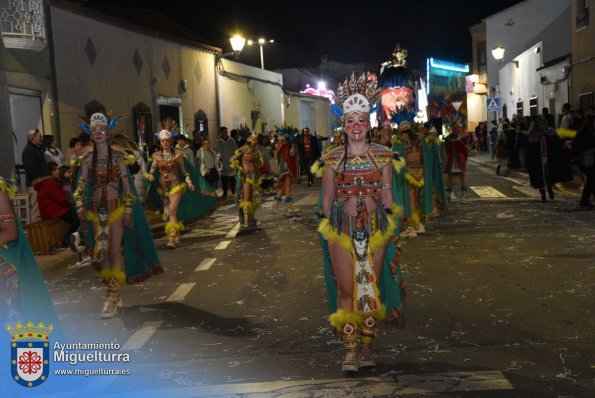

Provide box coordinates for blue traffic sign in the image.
[486,97,500,111]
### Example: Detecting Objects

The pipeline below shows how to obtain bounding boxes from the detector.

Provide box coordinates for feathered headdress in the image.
[156,117,180,140]
[335,71,379,116]
[392,110,417,131]
[79,112,119,134]
[443,112,466,130]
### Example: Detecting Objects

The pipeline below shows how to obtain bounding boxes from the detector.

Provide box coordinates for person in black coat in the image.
[21,129,47,187]
[295,127,321,186]
[524,116,572,202]
[572,108,595,207]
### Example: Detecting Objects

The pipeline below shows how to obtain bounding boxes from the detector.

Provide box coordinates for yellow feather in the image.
[392,158,405,173]
[123,154,136,165]
[108,206,125,224]
[165,221,184,235]
[405,172,424,187]
[318,219,353,252]
[86,211,98,224]
[557,128,577,139]
[169,183,187,197]
[329,309,362,329]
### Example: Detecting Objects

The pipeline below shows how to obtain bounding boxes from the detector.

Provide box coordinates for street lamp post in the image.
[247,38,274,70]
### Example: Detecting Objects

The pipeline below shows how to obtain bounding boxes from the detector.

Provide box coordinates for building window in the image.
[576,0,589,30]
[529,97,538,117]
[194,110,208,137]
[516,101,524,117]
[579,92,593,111]
[0,0,47,51]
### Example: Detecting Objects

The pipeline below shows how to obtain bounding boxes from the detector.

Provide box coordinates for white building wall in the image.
[51,6,218,145]
[218,59,284,134]
[485,0,570,98]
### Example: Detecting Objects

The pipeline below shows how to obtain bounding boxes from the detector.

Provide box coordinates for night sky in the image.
[84,0,524,71]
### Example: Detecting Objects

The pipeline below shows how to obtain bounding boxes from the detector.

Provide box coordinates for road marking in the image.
[502,176,525,185]
[121,320,164,350]
[93,370,512,397]
[214,240,231,250]
[470,186,507,198]
[216,204,236,211]
[225,222,241,238]
[212,214,238,223]
[166,282,196,302]
[513,185,541,198]
[195,257,216,271]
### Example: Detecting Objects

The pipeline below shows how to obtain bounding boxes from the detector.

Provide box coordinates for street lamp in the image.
[247,38,274,70]
[229,35,246,55]
[491,45,505,61]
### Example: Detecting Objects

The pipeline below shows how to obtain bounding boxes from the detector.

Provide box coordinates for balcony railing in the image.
[0,0,47,51]
[576,7,589,30]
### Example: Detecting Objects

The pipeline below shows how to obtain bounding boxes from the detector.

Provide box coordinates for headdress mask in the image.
[79,112,119,134]
[336,71,379,118]
[155,117,180,141]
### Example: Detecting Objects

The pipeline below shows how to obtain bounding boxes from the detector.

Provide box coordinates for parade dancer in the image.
[231,135,263,227]
[316,73,406,373]
[396,113,425,237]
[422,124,448,218]
[75,112,161,318]
[146,119,216,248]
[443,123,472,200]
[377,44,428,237]
[272,130,298,210]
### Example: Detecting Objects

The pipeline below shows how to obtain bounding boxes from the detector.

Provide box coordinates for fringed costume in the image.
[423,134,448,217]
[0,178,62,337]
[231,139,263,227]
[317,72,406,373]
[273,131,299,209]
[76,112,161,318]
[146,121,216,248]
[317,144,406,371]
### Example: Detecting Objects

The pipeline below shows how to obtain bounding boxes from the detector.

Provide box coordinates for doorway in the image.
[9,90,43,191]
[156,97,183,137]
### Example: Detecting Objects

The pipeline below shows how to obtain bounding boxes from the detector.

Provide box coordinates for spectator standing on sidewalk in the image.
[525,116,572,202]
[559,103,572,129]
[542,107,555,129]
[196,138,221,190]
[22,129,46,187]
[64,137,82,166]
[43,135,64,166]
[214,126,237,199]
[22,128,47,223]
[295,127,321,186]
[489,120,498,159]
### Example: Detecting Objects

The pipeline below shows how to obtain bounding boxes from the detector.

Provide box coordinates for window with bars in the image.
[516,101,524,117]
[576,0,589,30]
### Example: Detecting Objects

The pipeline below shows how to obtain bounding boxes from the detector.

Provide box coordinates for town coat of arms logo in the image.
[7,321,52,387]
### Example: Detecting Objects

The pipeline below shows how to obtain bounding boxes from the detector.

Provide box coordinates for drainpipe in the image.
[214,53,221,144]
[44,0,61,144]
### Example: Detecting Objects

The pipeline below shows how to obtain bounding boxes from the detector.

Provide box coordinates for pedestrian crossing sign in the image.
[487,97,500,111]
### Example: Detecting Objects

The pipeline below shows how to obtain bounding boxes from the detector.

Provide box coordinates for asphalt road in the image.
[29,159,595,397]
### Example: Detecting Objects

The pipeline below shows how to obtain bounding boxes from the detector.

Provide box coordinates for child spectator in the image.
[58,165,74,202]
[34,162,80,247]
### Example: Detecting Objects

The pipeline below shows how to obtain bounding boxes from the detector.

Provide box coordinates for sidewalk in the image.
[35,197,237,275]
[467,151,583,198]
